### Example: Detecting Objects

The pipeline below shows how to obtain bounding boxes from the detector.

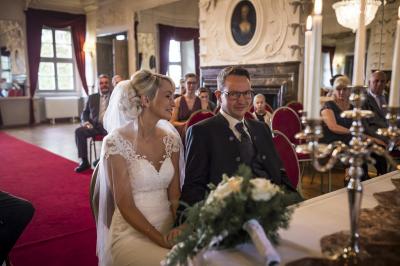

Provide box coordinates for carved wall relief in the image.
[199,0,300,66]
[137,33,156,71]
[0,20,26,75]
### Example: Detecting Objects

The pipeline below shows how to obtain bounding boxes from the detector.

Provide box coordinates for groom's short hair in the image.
[217,66,250,91]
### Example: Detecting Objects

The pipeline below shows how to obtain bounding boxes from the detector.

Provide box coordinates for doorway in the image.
[96,32,129,80]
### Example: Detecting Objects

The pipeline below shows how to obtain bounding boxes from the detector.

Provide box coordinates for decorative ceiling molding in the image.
[26,0,85,13]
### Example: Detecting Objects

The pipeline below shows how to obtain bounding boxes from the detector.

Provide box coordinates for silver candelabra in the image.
[296,86,400,263]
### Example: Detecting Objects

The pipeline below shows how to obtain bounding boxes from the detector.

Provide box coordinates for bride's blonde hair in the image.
[119,70,175,120]
[131,70,174,99]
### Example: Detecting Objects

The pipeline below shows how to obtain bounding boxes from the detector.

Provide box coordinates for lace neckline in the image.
[113,131,175,173]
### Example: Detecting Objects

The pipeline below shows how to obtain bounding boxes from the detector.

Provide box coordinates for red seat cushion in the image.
[93,134,105,141]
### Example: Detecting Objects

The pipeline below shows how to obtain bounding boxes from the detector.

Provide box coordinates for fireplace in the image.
[200,62,300,109]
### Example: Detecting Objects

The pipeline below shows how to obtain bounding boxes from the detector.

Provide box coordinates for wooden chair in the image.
[89,165,99,222]
[89,134,106,164]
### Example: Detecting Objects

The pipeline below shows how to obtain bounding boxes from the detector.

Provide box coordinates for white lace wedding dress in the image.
[103,131,179,266]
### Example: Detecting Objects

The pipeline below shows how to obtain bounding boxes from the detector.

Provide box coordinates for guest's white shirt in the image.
[220,109,250,141]
[99,93,109,124]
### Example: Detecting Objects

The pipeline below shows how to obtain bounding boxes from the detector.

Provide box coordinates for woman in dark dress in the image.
[170,73,202,137]
[320,76,387,183]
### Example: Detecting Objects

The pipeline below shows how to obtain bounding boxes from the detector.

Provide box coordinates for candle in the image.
[304,15,312,112]
[389,6,400,107]
[352,0,366,86]
[308,0,322,119]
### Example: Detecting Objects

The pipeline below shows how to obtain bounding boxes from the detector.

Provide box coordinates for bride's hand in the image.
[166,228,182,245]
[160,234,173,249]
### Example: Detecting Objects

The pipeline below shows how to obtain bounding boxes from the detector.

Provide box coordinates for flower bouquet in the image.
[165,165,298,265]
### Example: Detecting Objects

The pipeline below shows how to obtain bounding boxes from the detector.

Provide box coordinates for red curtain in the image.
[25,8,88,123]
[158,24,199,76]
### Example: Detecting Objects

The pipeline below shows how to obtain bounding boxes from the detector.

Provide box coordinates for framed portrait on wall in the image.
[231,0,256,46]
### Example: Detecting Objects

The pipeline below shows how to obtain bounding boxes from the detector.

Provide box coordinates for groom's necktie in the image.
[235,122,255,166]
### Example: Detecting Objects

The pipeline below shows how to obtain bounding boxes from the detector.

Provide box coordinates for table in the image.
[197,171,400,265]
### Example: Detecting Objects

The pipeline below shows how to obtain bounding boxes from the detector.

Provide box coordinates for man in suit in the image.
[74,74,111,172]
[180,66,296,207]
[362,71,390,143]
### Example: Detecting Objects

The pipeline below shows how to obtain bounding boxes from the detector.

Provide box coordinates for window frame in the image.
[1,55,12,82]
[167,40,183,85]
[38,27,76,93]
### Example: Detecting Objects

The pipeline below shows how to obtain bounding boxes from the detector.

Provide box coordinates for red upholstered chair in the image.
[271,107,302,145]
[89,134,106,164]
[249,103,273,114]
[271,106,312,181]
[272,130,300,190]
[244,111,255,120]
[286,101,304,119]
[186,109,215,130]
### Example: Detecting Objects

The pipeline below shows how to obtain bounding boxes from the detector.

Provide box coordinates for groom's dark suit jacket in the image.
[180,113,295,206]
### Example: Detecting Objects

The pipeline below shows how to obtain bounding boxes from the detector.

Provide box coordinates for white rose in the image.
[250,178,280,201]
[212,176,243,201]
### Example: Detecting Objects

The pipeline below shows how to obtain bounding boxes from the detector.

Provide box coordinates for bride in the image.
[95,70,184,266]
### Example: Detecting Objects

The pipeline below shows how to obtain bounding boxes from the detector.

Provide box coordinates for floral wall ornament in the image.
[0,20,26,75]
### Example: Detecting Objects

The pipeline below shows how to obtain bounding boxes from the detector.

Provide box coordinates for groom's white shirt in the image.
[220,109,251,141]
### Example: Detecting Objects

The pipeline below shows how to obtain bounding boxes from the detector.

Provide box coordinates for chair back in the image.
[186,109,215,129]
[286,101,304,118]
[272,130,300,189]
[271,107,302,145]
[244,111,255,120]
[249,103,273,114]
[89,165,99,223]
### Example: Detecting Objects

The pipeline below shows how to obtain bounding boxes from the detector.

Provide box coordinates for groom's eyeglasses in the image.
[222,90,254,100]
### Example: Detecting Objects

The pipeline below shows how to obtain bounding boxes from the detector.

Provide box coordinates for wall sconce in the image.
[289,23,305,35]
[289,0,313,14]
[83,41,95,57]
[289,44,303,57]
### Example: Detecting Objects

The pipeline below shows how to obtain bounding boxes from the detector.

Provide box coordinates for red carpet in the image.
[0,132,98,266]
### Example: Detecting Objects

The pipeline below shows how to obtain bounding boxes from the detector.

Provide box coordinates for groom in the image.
[180,66,296,207]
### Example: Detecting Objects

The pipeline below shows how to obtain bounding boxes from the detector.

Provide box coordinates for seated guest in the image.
[198,87,216,112]
[111,75,122,88]
[74,74,111,172]
[252,93,272,128]
[362,71,400,146]
[180,66,296,208]
[171,73,202,135]
[0,191,35,264]
[320,75,387,183]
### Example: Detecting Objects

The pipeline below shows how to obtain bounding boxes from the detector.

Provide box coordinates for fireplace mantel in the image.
[200,62,300,109]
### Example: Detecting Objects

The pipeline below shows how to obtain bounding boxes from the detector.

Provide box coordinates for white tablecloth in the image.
[197,171,400,265]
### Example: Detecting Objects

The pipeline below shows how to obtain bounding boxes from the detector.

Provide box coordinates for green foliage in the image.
[165,165,298,266]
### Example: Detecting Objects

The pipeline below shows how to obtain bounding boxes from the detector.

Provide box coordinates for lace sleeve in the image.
[163,134,180,158]
[102,132,136,161]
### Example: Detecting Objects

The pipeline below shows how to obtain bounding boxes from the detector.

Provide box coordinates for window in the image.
[1,54,11,82]
[38,28,75,91]
[321,52,332,88]
[167,40,182,86]
[167,39,195,87]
